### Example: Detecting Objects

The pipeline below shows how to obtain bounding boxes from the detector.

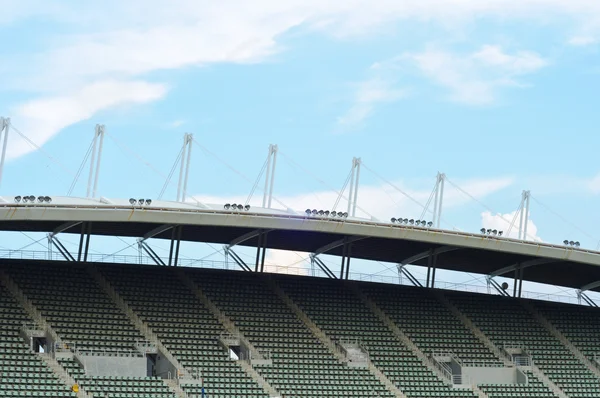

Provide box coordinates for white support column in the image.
[182,134,193,202]
[176,134,188,202]
[436,173,445,228]
[432,173,440,228]
[347,159,356,216]
[351,158,361,217]
[92,125,105,198]
[267,145,278,209]
[522,190,531,241]
[0,117,10,190]
[262,145,273,208]
[86,125,99,198]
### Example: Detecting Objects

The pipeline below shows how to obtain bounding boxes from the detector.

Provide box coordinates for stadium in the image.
[2,134,600,398]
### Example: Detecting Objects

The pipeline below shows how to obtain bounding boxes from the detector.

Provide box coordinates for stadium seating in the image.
[535,300,600,363]
[1,262,176,397]
[0,282,76,397]
[99,263,269,398]
[447,291,600,397]
[275,275,476,398]
[362,282,502,365]
[187,268,395,398]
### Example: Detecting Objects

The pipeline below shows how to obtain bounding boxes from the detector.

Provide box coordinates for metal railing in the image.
[0,248,587,306]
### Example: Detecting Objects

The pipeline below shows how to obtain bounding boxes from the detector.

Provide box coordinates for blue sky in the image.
[1,0,600,298]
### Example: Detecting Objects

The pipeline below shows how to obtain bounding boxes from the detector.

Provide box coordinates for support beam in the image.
[313,236,365,257]
[262,144,278,209]
[0,117,10,189]
[82,222,92,262]
[177,133,193,202]
[399,246,459,267]
[172,226,182,267]
[229,229,272,248]
[138,240,166,266]
[346,157,362,217]
[577,291,598,307]
[87,124,106,198]
[432,173,446,228]
[518,190,531,240]
[487,276,511,297]
[579,280,600,293]
[225,246,252,272]
[489,258,558,278]
[48,234,75,262]
[141,224,175,242]
[397,264,423,287]
[49,221,83,238]
[310,254,337,279]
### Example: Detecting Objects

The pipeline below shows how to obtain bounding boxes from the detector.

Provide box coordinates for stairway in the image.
[175,268,281,397]
[85,264,192,389]
[265,276,407,398]
[522,300,600,379]
[0,269,91,398]
[164,378,191,398]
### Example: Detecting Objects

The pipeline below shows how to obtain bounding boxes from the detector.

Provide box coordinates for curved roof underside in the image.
[1,196,599,292]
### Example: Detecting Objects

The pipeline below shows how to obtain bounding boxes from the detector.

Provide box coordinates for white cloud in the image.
[264,249,310,275]
[337,77,407,126]
[404,45,548,104]
[7,80,168,160]
[481,210,542,241]
[568,36,599,46]
[587,173,600,194]
[4,0,595,156]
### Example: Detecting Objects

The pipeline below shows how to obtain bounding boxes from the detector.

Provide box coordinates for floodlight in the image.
[563,240,569,245]
[575,241,580,247]
[331,211,337,217]
[427,221,433,227]
[501,282,509,290]
[28,195,35,202]
[421,221,427,227]
[342,212,348,218]
[45,196,52,203]
[129,198,137,205]
[480,228,486,234]
[324,210,330,216]
[37,196,44,203]
[391,218,397,223]
[409,219,414,225]
[569,241,575,246]
[403,218,408,224]
[22,197,28,203]
[305,209,311,215]
[231,203,237,209]
[145,199,152,205]
[487,229,492,234]
[312,209,318,215]
[225,204,231,210]
[498,231,503,236]
[14,196,21,203]
[237,204,243,210]
[318,210,324,216]
[244,205,251,211]
[492,229,497,235]
[138,198,144,205]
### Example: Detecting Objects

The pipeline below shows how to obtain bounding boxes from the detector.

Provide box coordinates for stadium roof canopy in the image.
[1,196,600,294]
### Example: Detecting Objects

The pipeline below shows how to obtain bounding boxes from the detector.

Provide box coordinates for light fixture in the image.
[427,221,433,228]
[225,204,231,210]
[37,196,44,203]
[391,218,397,223]
[421,221,427,227]
[28,195,35,202]
[244,205,251,211]
[312,209,318,215]
[487,229,492,234]
[14,196,21,203]
[330,211,337,217]
[342,212,348,218]
[575,241,580,247]
[129,198,137,205]
[318,210,324,216]
[138,198,144,205]
[45,196,52,203]
[492,229,497,236]
[237,204,243,210]
[480,228,486,234]
[498,231,503,236]
[569,241,575,246]
[563,240,569,245]
[145,199,152,205]
[403,218,408,224]
[22,197,28,203]
[324,210,330,216]
[409,219,414,225]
